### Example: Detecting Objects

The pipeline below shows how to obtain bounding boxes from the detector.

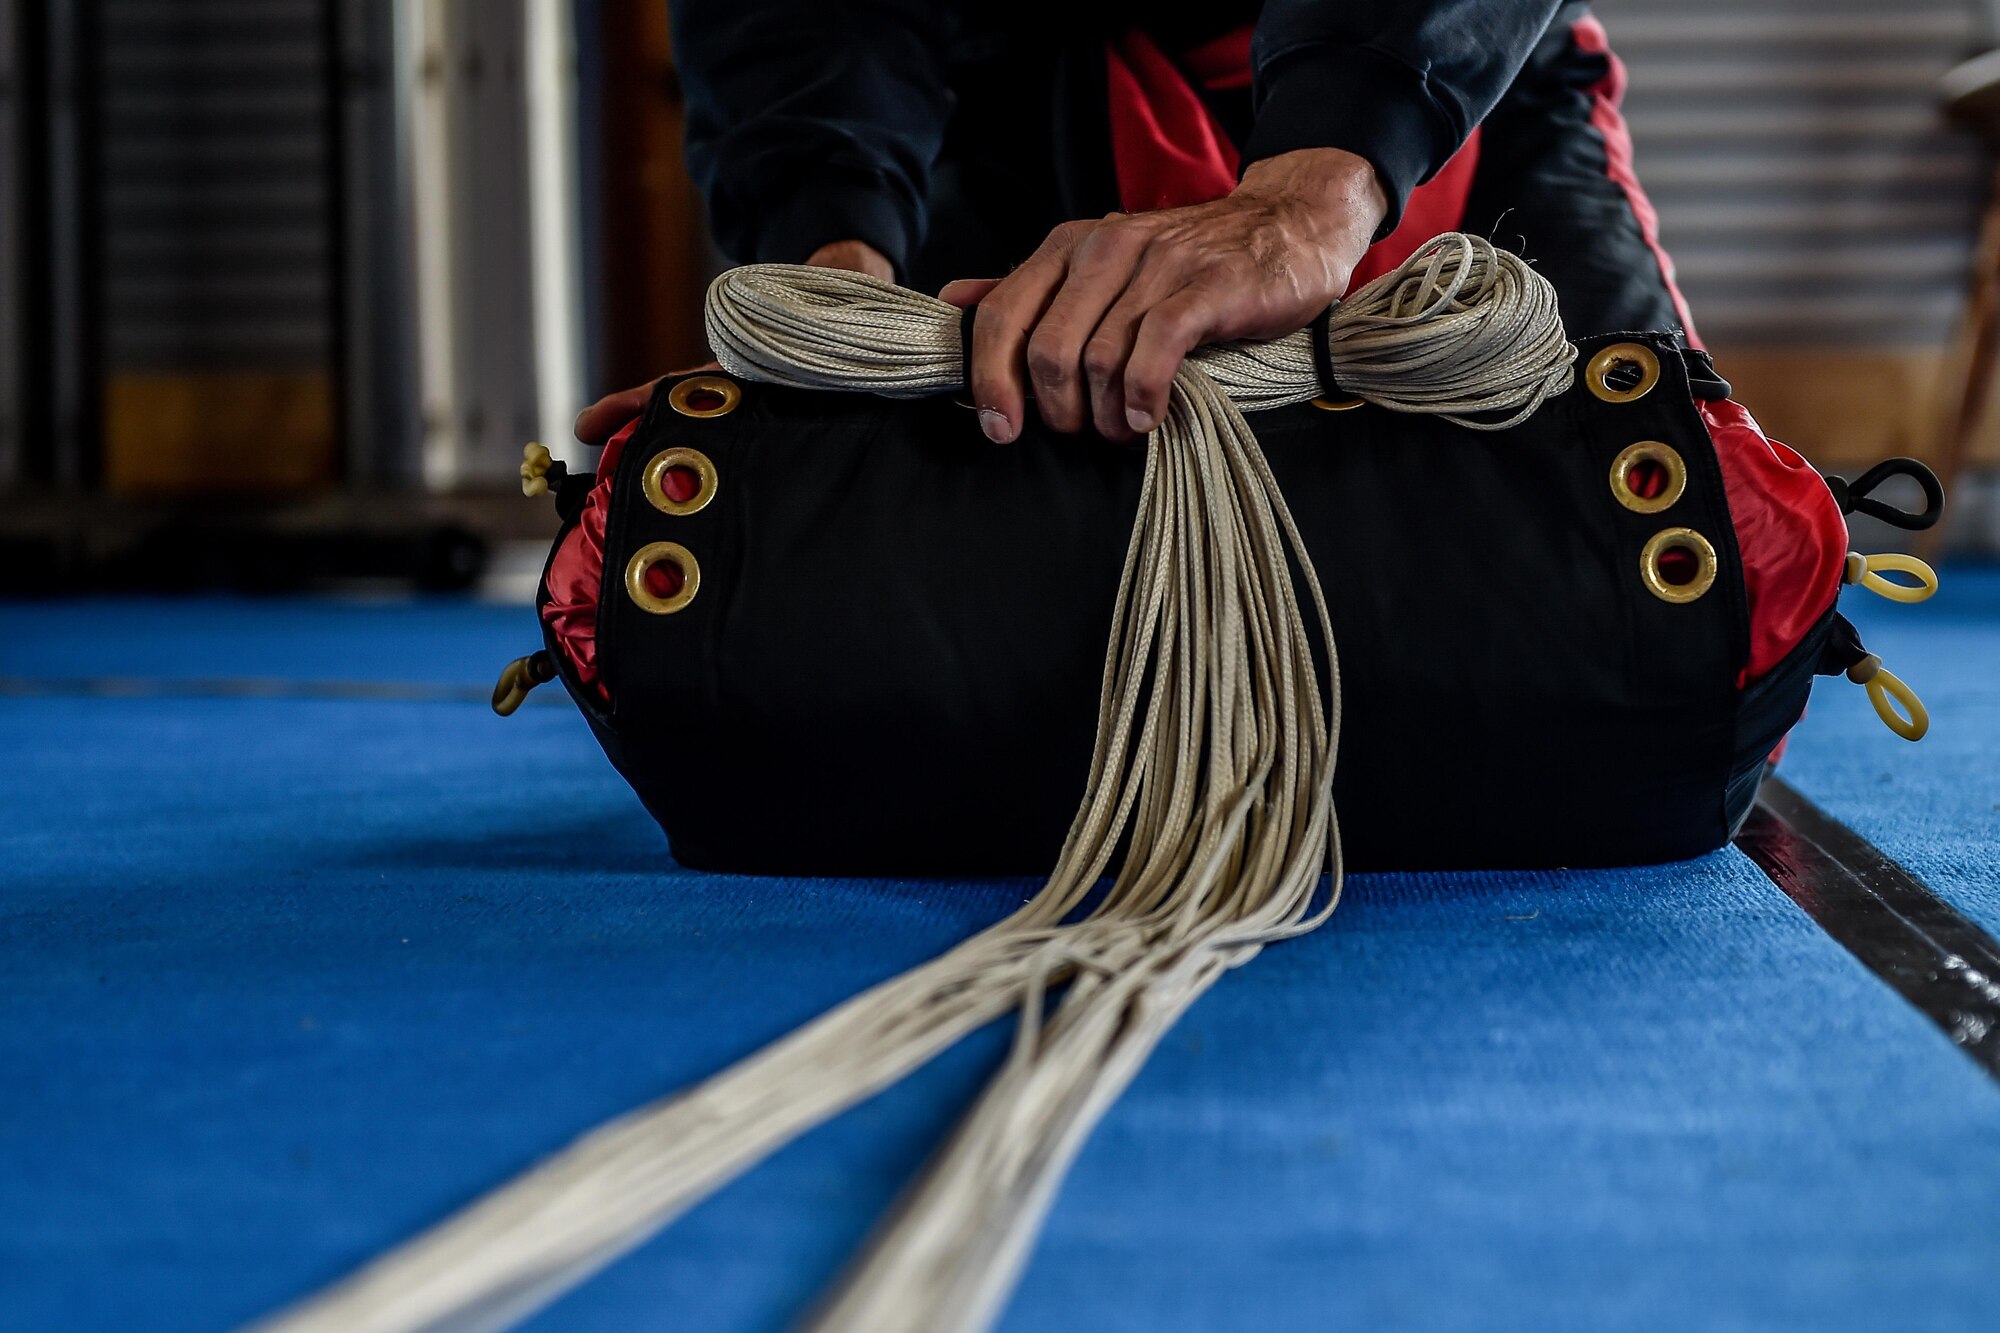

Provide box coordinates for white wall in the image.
[395,0,586,489]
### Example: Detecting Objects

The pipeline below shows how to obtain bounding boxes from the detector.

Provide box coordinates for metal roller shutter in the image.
[1593,0,1986,347]
[98,0,339,491]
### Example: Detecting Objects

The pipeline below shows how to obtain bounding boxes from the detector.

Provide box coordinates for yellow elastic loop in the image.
[1864,666,1929,741]
[1846,551,1938,604]
[491,652,556,716]
[520,442,553,498]
[491,658,532,716]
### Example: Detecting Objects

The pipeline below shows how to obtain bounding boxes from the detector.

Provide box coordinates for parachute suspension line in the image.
[254,233,1574,1333]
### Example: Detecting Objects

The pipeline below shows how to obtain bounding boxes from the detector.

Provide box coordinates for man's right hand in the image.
[573,237,894,445]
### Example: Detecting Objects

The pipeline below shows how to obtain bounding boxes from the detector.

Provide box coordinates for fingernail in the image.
[1126,408,1155,434]
[978,409,1014,444]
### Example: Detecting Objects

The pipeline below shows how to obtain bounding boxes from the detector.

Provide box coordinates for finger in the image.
[938,278,1000,308]
[1082,261,1186,440]
[574,380,661,445]
[1082,300,1146,440]
[970,227,1084,443]
[1025,220,1149,434]
[1124,286,1218,434]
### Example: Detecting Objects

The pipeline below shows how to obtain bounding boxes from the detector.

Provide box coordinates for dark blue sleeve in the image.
[669,1,955,277]
[1244,0,1566,234]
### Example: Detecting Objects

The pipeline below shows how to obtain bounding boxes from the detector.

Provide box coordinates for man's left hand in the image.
[573,238,895,445]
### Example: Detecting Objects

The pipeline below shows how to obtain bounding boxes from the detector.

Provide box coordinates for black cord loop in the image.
[1826,457,1944,532]
[1308,306,1341,397]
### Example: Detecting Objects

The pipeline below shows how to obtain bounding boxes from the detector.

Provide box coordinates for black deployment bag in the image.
[541,332,1819,875]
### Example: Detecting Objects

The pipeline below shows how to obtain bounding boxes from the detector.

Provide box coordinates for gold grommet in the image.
[625,541,701,614]
[1586,343,1662,404]
[1608,441,1687,514]
[1639,527,1718,604]
[642,447,718,517]
[1311,396,1366,412]
[667,375,741,419]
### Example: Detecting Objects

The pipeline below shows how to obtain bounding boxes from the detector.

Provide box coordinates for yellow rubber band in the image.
[1847,551,1938,604]
[1864,665,1929,741]
[520,441,554,498]
[491,656,537,717]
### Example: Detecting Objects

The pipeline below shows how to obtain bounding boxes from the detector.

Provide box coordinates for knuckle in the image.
[1025,342,1067,387]
[1047,220,1091,252]
[1071,235,1110,270]
[1026,328,1075,383]
[1154,302,1201,344]
[1082,338,1122,381]
[1082,219,1140,257]
[975,287,1022,325]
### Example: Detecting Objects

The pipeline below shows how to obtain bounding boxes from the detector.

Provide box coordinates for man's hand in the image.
[572,237,895,445]
[574,380,661,448]
[939,148,1387,444]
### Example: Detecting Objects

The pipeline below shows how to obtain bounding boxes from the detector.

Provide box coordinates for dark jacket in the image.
[670,1,1568,281]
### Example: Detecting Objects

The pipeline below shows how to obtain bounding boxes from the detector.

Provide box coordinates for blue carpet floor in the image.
[4,582,1998,1332]
[1784,566,2000,944]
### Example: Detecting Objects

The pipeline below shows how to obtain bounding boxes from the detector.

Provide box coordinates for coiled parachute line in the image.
[708,231,1573,426]
[255,234,1575,1333]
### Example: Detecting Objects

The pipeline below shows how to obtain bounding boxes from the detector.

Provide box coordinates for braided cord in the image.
[255,233,1573,1333]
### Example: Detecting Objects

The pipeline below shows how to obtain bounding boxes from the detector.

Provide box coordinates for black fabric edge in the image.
[1720,606,1837,837]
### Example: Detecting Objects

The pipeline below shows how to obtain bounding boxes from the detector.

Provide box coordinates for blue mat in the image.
[1784,565,2000,942]
[4,589,1997,1332]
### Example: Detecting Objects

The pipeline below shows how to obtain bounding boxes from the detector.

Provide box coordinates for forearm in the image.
[1245,0,1565,233]
[669,0,954,275]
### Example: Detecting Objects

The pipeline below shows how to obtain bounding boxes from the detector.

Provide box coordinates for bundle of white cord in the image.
[708,230,1573,424]
[255,233,1574,1333]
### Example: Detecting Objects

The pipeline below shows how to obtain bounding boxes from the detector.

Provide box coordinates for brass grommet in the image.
[1585,343,1662,404]
[1639,527,1718,604]
[642,447,718,517]
[1608,441,1687,514]
[1311,395,1366,412]
[666,375,741,419]
[625,541,700,614]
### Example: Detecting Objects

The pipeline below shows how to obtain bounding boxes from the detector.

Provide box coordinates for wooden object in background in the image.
[96,0,341,497]
[1713,350,1950,470]
[1926,54,2000,555]
[596,0,709,388]
[1923,163,2000,556]
[105,372,336,495]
